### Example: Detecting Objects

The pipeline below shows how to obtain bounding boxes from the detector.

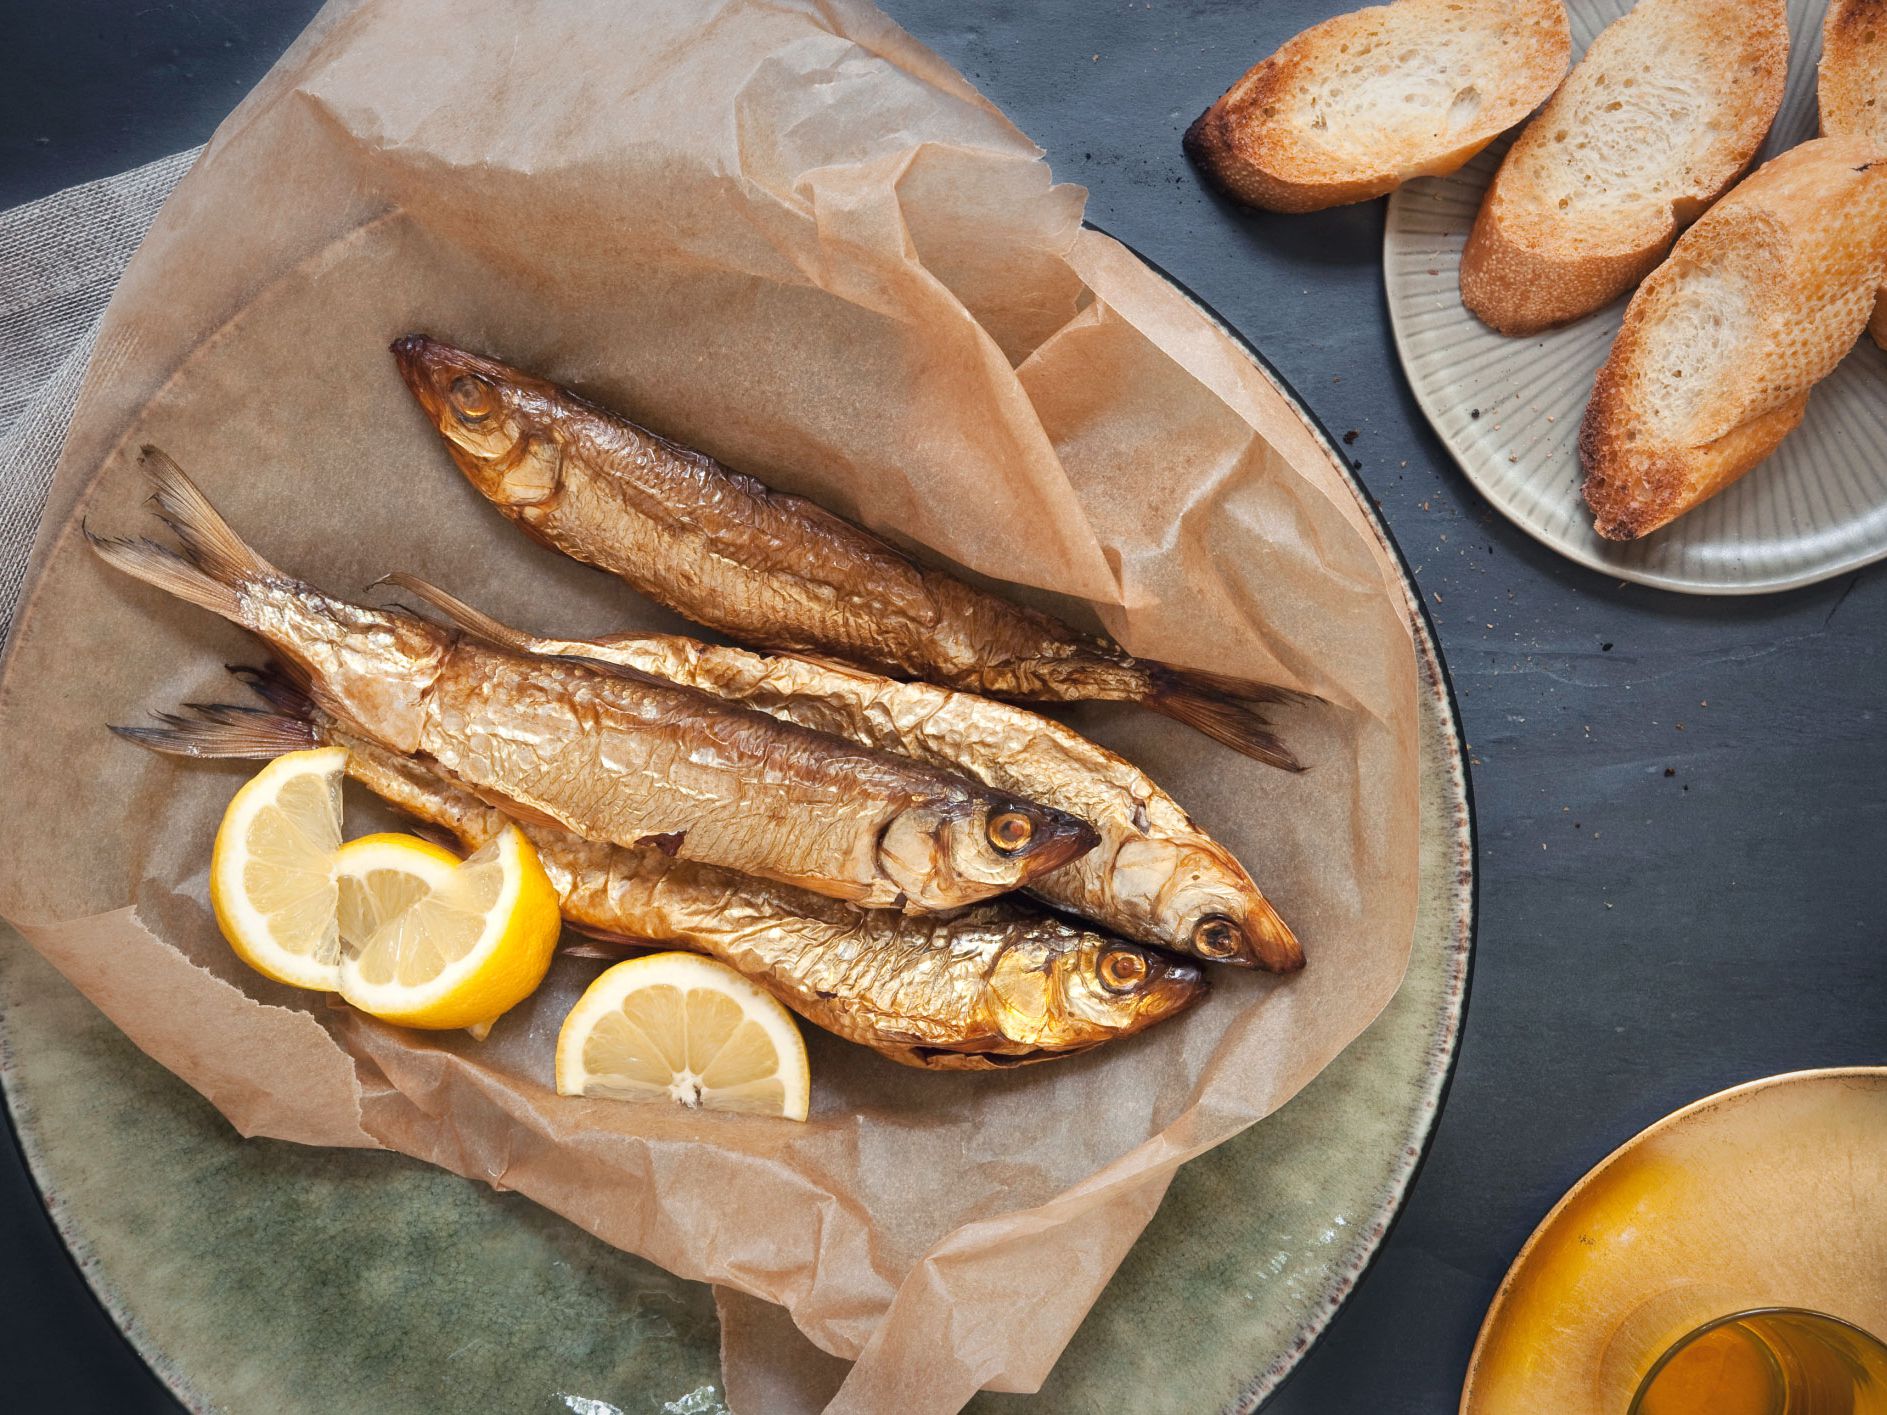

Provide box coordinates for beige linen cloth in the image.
[0,153,195,642]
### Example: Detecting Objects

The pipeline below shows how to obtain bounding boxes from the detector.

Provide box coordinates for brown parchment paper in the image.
[0,2,1422,1410]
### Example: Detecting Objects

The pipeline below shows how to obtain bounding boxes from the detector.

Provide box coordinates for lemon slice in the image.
[555,953,810,1121]
[210,746,349,990]
[333,826,562,1030]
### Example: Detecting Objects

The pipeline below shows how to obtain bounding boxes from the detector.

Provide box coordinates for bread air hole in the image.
[1447,86,1482,131]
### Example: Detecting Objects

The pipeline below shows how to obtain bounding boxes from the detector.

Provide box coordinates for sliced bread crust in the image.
[1820,0,1887,347]
[1579,138,1887,540]
[1462,0,1788,336]
[1184,0,1571,214]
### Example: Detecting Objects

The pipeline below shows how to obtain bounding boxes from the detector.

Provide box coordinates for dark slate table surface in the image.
[4,3,1882,1411]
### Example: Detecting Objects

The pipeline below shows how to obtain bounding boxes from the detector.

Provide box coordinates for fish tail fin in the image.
[87,448,276,625]
[1144,664,1310,772]
[374,572,540,654]
[85,528,247,624]
[110,701,322,761]
[139,446,279,585]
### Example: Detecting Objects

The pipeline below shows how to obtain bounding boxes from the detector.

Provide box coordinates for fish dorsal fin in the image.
[768,648,884,682]
[454,777,570,832]
[558,939,624,961]
[376,573,542,655]
[381,574,735,714]
[548,651,680,695]
[560,921,668,953]
[379,574,678,696]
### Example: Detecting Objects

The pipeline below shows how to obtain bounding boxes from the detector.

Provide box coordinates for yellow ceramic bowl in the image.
[1461,1069,1887,1413]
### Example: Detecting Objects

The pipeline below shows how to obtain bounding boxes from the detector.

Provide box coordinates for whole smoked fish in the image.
[393,336,1304,769]
[387,575,1304,972]
[89,450,1095,911]
[120,690,1205,1069]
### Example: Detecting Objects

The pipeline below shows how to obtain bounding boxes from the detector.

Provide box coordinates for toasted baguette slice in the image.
[1184,0,1571,213]
[1820,0,1887,348]
[1579,138,1887,541]
[1461,0,1788,335]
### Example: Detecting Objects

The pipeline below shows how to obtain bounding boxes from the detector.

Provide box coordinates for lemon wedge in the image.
[333,827,562,1030]
[555,953,810,1121]
[209,746,349,990]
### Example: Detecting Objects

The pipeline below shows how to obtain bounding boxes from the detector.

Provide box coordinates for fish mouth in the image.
[1135,953,1209,1028]
[390,334,540,423]
[1161,955,1206,989]
[1151,955,1209,1013]
[1181,897,1303,972]
[1241,900,1305,973]
[1193,901,1303,972]
[1010,812,1101,883]
[390,333,458,422]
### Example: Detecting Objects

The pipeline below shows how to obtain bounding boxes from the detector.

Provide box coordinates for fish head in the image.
[877,793,1098,907]
[982,924,1206,1055]
[391,335,567,511]
[1113,836,1304,972]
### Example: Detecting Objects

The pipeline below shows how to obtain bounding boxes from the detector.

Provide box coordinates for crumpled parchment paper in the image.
[0,3,1420,1410]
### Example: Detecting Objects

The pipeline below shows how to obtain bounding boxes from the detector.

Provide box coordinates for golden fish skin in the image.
[416,641,1096,910]
[392,336,1303,770]
[386,577,1302,973]
[88,450,1096,912]
[356,740,1204,1069]
[118,694,1205,1069]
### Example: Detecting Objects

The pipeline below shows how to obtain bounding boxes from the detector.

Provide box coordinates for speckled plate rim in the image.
[0,229,1475,1415]
[1009,233,1476,1412]
[1380,0,1887,598]
[1457,1066,1887,1413]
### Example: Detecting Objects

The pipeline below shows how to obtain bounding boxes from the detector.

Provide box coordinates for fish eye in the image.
[1191,915,1241,959]
[987,808,1036,854]
[1098,947,1151,993]
[448,374,496,424]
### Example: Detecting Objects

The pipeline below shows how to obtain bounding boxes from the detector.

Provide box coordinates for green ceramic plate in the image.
[0,276,1473,1414]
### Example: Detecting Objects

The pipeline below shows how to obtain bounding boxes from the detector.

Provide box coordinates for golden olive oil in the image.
[1633,1310,1887,1415]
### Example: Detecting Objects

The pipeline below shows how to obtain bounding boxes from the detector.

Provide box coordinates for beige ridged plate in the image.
[1384,0,1887,596]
